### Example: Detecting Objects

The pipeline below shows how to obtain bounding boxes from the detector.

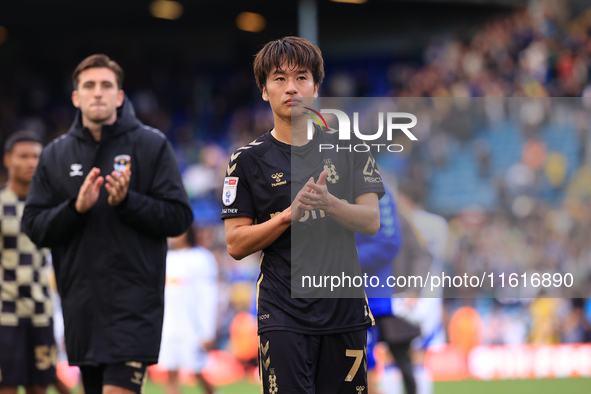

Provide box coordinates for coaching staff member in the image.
[23,54,193,394]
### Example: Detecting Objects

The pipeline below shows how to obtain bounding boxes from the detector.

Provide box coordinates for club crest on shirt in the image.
[223,177,239,206]
[323,158,339,184]
[113,154,131,173]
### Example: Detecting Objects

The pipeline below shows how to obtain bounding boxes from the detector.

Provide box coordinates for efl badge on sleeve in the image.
[113,155,131,173]
[223,177,239,206]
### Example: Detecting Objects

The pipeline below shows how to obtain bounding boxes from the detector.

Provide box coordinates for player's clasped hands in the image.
[291,170,332,222]
[300,170,332,210]
[75,167,131,213]
[105,167,131,206]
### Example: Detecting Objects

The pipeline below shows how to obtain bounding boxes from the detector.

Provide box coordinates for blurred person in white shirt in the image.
[159,225,220,394]
[393,183,449,394]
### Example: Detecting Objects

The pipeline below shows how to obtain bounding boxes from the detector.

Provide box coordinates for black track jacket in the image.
[23,98,193,366]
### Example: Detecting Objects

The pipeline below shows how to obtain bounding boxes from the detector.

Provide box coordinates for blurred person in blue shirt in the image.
[357,183,420,394]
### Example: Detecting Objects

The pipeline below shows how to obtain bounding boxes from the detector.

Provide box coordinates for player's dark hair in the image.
[253,36,324,92]
[398,180,426,205]
[72,54,124,90]
[4,130,43,153]
[186,224,197,248]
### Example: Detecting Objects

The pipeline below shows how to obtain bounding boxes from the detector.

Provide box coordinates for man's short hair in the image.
[4,130,43,153]
[186,224,197,248]
[72,54,124,90]
[398,180,426,205]
[253,36,324,92]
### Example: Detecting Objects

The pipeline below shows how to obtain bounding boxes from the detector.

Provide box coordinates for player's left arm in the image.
[23,150,89,248]
[300,170,380,235]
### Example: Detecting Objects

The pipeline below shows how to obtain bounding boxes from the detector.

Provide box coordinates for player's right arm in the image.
[23,150,90,248]
[223,140,318,260]
[225,215,287,260]
[224,175,316,260]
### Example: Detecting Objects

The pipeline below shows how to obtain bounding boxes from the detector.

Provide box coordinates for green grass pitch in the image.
[48,377,591,394]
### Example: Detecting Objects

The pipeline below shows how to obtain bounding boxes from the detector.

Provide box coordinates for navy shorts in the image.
[79,362,148,394]
[259,329,368,394]
[0,320,57,387]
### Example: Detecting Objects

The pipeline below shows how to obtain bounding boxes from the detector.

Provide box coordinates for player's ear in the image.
[313,83,319,99]
[117,89,124,107]
[72,90,80,108]
[262,86,269,102]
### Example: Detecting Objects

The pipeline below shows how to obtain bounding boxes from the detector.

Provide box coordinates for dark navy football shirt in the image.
[221,128,385,335]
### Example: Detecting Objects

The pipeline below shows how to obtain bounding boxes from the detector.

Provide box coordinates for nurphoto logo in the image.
[304,107,418,152]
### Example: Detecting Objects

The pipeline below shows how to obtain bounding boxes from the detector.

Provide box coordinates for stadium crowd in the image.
[2,1,591,388]
[168,1,591,353]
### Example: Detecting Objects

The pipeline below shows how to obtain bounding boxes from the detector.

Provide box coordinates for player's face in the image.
[4,141,42,184]
[72,67,124,125]
[262,63,318,120]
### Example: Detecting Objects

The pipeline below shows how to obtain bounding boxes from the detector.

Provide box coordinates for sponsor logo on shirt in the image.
[362,157,380,176]
[271,172,286,187]
[362,157,382,183]
[364,176,382,183]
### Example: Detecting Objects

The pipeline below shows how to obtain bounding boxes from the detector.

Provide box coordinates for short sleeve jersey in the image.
[221,129,385,335]
[0,186,52,327]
